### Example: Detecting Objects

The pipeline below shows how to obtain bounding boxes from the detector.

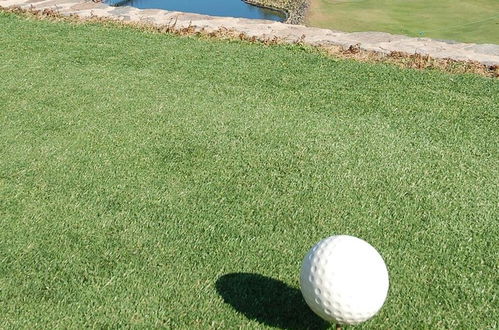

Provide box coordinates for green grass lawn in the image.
[0,11,498,329]
[307,0,499,44]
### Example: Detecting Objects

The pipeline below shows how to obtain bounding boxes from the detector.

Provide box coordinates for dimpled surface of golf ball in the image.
[300,235,389,325]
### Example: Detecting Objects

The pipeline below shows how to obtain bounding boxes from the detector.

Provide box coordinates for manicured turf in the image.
[307,0,499,44]
[0,11,498,329]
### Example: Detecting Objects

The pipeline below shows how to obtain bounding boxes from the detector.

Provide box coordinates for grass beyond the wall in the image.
[0,11,498,329]
[307,0,499,44]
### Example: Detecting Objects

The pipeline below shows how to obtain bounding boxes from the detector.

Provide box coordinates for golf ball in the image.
[300,235,389,325]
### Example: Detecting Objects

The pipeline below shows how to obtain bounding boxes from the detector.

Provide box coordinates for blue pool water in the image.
[109,0,287,22]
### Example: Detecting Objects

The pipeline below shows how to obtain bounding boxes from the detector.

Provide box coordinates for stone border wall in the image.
[246,0,309,24]
[1,0,498,69]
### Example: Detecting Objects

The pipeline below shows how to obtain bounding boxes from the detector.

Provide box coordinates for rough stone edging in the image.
[245,0,309,24]
[1,0,498,67]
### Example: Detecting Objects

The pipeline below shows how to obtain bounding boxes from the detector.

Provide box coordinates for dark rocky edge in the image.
[244,0,309,24]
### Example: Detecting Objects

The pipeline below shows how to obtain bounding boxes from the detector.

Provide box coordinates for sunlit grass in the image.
[0,11,498,328]
[307,0,499,44]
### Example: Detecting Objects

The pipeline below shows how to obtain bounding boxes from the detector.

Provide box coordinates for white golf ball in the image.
[300,235,389,325]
